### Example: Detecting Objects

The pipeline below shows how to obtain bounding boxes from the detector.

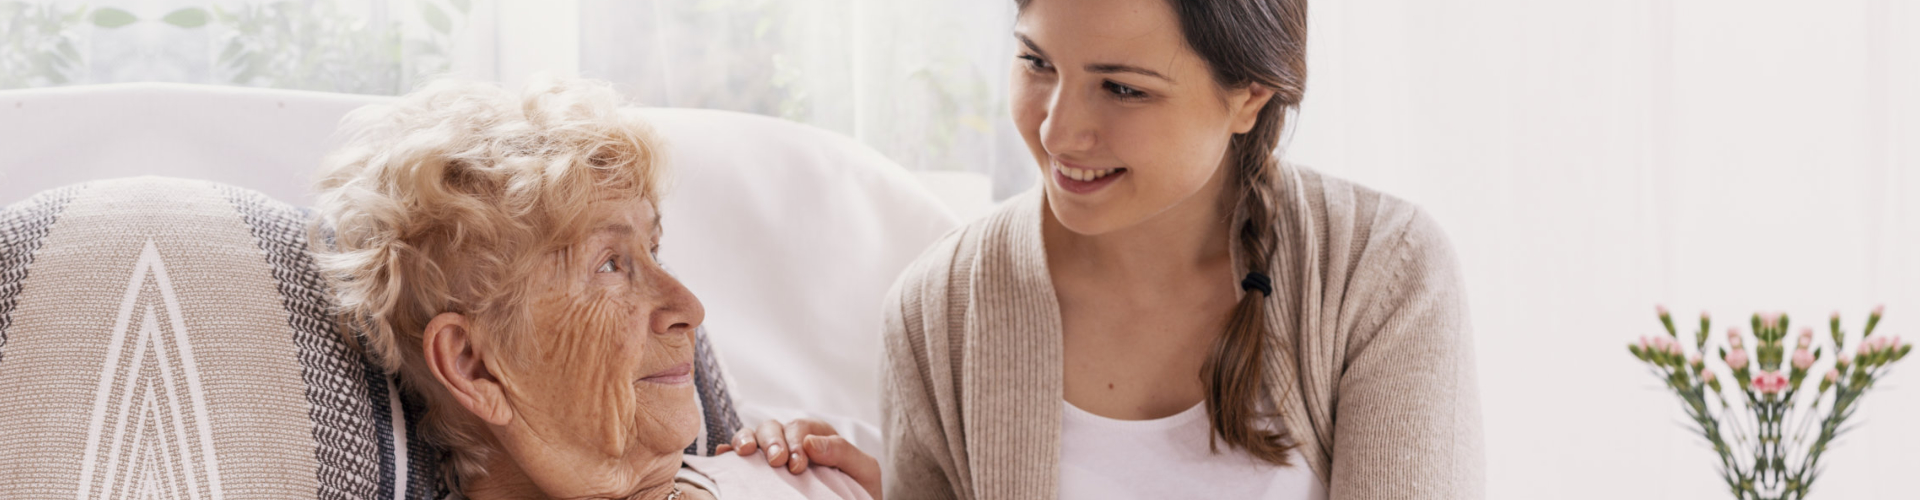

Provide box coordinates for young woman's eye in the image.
[597,256,619,273]
[1103,81,1147,99]
[1017,54,1052,71]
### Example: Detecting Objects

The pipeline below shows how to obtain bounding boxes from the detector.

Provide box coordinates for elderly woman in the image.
[315,77,876,500]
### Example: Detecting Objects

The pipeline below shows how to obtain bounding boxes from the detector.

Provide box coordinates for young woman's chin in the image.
[1044,186,1145,236]
[1044,168,1219,237]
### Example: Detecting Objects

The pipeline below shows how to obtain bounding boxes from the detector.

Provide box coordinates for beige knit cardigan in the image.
[878,165,1485,500]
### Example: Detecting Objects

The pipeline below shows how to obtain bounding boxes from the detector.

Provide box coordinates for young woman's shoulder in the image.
[1285,165,1483,498]
[1289,164,1460,282]
[883,188,1039,320]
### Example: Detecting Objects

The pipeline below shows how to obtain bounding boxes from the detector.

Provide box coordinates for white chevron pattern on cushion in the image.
[0,177,745,500]
[0,178,407,499]
[74,240,227,500]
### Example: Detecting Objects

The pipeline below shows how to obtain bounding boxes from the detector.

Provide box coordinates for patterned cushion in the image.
[0,177,742,499]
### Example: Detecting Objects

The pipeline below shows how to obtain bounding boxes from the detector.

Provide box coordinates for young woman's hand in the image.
[714,418,880,499]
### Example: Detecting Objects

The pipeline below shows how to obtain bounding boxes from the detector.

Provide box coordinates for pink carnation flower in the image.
[1792,348,1814,370]
[1753,371,1790,394]
[1825,369,1840,384]
[1701,369,1717,383]
[1726,348,1749,369]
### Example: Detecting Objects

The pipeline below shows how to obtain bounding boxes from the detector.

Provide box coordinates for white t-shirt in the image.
[1059,400,1327,500]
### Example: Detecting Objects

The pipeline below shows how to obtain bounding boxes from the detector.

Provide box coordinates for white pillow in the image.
[641,108,960,430]
[0,84,960,433]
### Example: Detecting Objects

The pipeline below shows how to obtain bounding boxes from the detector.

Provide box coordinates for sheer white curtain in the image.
[576,0,1033,201]
[0,0,495,94]
[1289,1,1919,499]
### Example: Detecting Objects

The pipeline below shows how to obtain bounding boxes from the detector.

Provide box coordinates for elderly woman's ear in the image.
[423,311,515,426]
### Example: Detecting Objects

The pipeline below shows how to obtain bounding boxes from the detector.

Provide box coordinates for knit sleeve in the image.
[880,231,969,500]
[1328,208,1486,500]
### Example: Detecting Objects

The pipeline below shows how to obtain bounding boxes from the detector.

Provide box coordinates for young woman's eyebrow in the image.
[1016,32,1174,83]
[1015,32,1049,58]
[1086,63,1172,82]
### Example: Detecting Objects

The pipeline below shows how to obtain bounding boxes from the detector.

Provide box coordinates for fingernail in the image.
[791,452,802,465]
[768,444,781,456]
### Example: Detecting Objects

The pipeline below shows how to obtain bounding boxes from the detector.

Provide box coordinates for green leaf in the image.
[59,5,85,24]
[218,39,244,64]
[448,0,471,15]
[55,39,79,61]
[161,7,209,28]
[232,64,260,85]
[54,4,84,23]
[421,2,450,34]
[91,7,137,28]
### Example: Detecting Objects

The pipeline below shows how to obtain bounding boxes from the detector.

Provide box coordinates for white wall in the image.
[1289,1,1919,499]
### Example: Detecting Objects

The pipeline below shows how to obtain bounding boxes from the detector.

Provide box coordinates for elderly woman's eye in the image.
[597,257,618,273]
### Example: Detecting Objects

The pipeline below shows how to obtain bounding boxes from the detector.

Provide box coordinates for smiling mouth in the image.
[638,362,692,385]
[1052,159,1127,194]
[1057,161,1123,181]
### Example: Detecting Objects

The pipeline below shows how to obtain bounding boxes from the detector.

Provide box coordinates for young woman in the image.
[723,0,1484,498]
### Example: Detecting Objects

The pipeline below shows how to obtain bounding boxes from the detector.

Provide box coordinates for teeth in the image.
[1059,163,1119,182]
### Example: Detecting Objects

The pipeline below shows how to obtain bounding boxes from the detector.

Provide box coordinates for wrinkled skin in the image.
[455,198,709,500]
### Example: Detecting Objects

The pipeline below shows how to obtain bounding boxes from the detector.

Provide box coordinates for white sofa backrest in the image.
[0,83,371,206]
[0,83,958,428]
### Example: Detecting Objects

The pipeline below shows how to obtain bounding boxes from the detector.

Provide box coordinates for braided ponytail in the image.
[1178,0,1309,466]
[1203,135,1292,465]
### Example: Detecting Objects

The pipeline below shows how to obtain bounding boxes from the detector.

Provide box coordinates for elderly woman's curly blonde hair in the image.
[314,76,663,481]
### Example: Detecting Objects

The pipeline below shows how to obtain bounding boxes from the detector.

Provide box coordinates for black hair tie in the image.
[1240,271,1273,297]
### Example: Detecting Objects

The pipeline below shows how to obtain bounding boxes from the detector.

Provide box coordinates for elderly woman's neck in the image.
[461,452,683,500]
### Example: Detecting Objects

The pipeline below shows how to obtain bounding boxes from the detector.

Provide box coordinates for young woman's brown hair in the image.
[1013,0,1310,466]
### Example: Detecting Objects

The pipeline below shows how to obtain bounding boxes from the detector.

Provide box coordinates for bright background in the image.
[5,1,1918,498]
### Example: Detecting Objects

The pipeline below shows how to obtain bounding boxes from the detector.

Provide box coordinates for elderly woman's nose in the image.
[649,272,705,335]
